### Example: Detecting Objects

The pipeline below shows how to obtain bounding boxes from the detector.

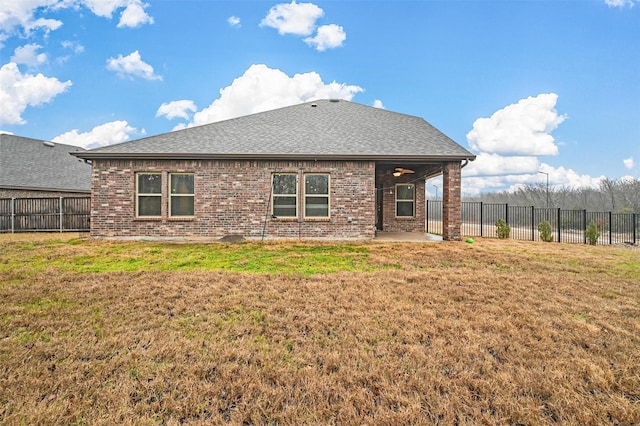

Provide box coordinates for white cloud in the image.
[228,16,241,27]
[82,0,153,26]
[373,99,385,109]
[11,44,48,67]
[0,1,64,47]
[53,120,137,148]
[623,157,635,169]
[462,160,604,195]
[0,62,72,125]
[0,1,152,47]
[117,1,154,28]
[604,0,636,7]
[106,50,162,80]
[82,0,128,17]
[462,153,541,177]
[259,2,346,51]
[467,93,566,156]
[541,165,605,189]
[260,1,324,36]
[156,100,197,120]
[61,40,85,54]
[460,93,608,194]
[304,24,346,51]
[187,64,363,127]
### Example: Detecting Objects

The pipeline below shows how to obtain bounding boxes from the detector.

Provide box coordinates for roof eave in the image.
[0,184,91,193]
[71,152,476,162]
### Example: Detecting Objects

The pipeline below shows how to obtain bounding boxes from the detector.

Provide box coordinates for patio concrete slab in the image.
[374,232,443,242]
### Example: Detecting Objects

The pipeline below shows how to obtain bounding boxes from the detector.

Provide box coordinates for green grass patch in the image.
[3,240,382,275]
[22,298,75,312]
[602,290,622,299]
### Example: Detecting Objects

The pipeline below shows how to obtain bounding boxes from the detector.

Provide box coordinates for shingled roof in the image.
[73,100,475,162]
[0,134,91,193]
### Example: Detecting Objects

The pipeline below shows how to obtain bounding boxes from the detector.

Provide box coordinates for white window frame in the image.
[169,173,195,217]
[303,173,330,219]
[136,173,162,217]
[395,183,415,218]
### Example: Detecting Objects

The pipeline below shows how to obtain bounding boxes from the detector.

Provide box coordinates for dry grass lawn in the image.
[0,233,639,425]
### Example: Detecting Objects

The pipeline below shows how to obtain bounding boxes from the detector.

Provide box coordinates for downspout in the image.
[261,188,272,241]
[262,173,277,241]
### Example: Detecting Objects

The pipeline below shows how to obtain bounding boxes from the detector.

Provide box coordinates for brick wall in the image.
[442,161,462,241]
[90,159,376,240]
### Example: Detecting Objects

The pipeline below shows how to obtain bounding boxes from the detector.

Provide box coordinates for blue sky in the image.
[1,0,638,196]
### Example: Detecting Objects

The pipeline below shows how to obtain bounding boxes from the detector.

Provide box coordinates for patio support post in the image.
[442,161,462,241]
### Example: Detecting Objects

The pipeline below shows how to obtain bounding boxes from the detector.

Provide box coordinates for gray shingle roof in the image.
[74,99,475,161]
[0,134,91,192]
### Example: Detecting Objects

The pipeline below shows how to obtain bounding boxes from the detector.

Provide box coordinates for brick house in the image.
[72,100,475,241]
[0,134,91,198]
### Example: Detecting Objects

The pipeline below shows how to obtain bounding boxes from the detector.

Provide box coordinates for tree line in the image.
[465,177,640,213]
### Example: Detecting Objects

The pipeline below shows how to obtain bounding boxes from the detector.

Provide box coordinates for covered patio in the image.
[374,160,467,241]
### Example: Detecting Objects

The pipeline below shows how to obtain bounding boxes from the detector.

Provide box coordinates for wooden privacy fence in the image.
[427,201,639,246]
[0,197,90,233]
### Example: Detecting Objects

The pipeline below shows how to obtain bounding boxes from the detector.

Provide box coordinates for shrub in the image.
[586,220,600,245]
[495,218,510,239]
[538,220,554,242]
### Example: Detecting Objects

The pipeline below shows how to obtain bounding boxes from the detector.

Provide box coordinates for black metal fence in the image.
[427,201,639,246]
[0,197,90,233]
[3,197,639,244]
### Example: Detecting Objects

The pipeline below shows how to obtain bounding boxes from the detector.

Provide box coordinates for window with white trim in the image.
[272,174,298,217]
[136,173,162,217]
[396,184,415,217]
[304,174,329,218]
[169,173,195,217]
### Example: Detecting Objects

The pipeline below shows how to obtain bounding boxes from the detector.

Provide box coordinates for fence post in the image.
[505,203,509,225]
[480,202,483,237]
[530,206,534,241]
[11,197,15,234]
[634,213,637,245]
[426,200,429,233]
[610,211,614,245]
[557,208,561,243]
[59,197,64,232]
[583,210,587,245]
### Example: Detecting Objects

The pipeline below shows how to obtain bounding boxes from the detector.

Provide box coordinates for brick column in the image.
[442,161,462,241]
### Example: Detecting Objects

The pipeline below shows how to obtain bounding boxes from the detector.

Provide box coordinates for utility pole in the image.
[538,171,549,208]
[433,185,438,201]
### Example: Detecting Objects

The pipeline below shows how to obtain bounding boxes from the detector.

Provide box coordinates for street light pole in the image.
[538,171,549,208]
[433,185,438,201]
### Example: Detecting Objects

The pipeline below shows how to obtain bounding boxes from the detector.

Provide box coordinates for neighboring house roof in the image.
[0,134,91,193]
[73,100,476,162]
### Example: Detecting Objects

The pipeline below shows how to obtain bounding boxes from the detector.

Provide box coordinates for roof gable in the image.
[75,100,475,161]
[0,134,91,192]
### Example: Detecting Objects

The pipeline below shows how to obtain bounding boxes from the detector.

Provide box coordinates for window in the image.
[136,173,161,217]
[169,173,195,216]
[271,173,331,219]
[272,174,297,217]
[304,174,329,218]
[396,184,415,217]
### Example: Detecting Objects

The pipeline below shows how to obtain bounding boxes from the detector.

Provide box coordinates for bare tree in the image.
[465,177,639,213]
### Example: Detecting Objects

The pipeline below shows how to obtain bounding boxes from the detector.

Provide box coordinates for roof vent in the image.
[329,98,340,102]
[311,103,317,107]
[43,141,55,147]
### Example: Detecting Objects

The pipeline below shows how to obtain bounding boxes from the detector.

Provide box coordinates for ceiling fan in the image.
[393,167,415,177]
